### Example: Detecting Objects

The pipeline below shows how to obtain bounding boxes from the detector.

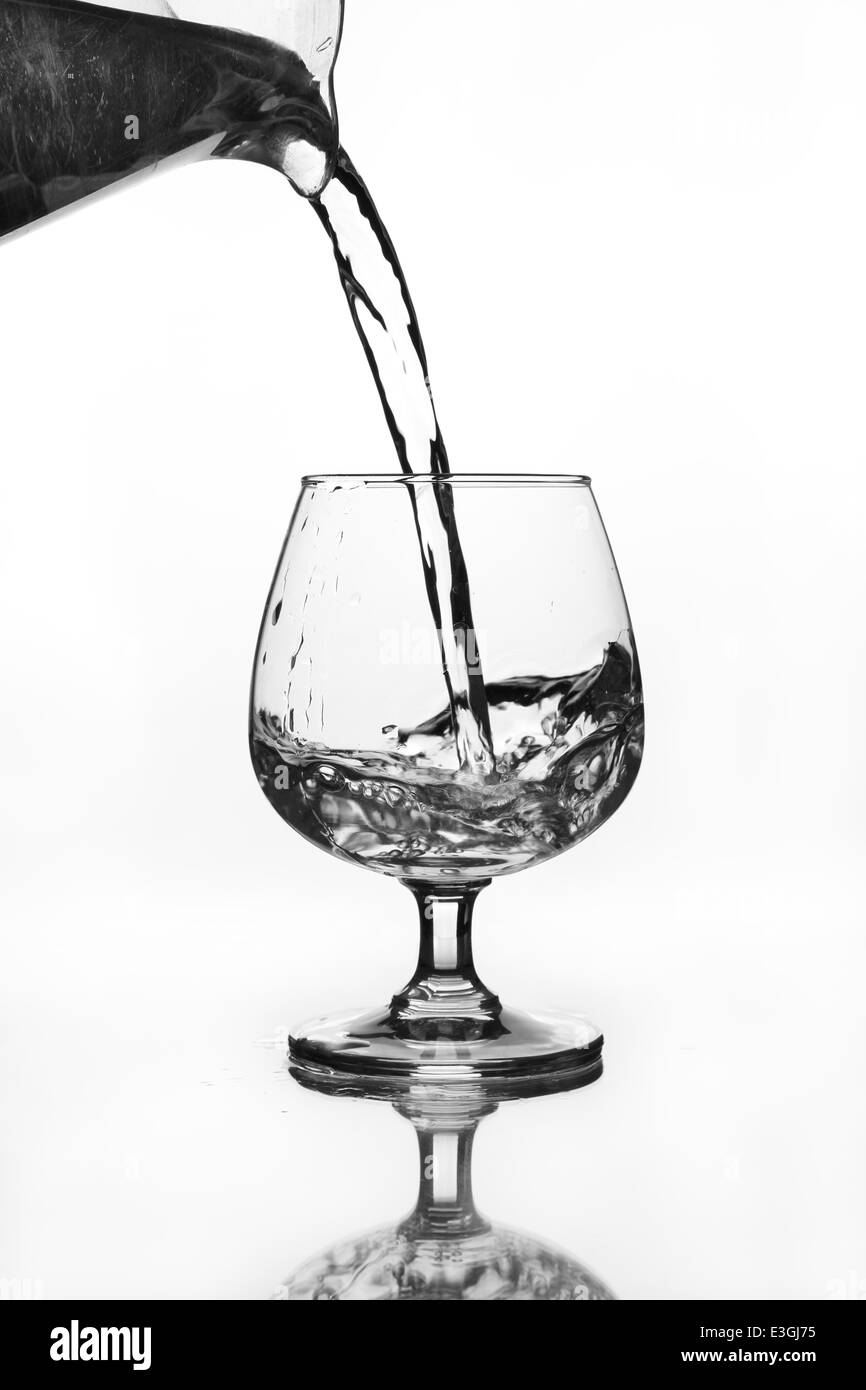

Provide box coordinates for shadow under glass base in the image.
[289,881,602,1103]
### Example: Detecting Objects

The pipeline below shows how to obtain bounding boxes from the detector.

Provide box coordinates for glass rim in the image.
[301,472,593,487]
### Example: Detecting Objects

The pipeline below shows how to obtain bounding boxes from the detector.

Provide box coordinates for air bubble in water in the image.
[588,754,606,788]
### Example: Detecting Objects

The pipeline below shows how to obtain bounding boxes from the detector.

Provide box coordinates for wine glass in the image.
[250,473,643,1097]
[277,1089,615,1301]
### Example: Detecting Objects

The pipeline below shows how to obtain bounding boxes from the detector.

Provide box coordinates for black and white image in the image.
[0,0,864,1328]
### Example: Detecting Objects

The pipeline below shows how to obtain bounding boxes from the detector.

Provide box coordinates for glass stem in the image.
[399,1114,490,1238]
[389,881,501,1025]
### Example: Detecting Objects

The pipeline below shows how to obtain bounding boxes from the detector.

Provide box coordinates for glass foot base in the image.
[289,1004,603,1102]
[277,1221,615,1301]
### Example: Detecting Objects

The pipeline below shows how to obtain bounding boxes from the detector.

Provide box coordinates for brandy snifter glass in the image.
[250,473,643,1098]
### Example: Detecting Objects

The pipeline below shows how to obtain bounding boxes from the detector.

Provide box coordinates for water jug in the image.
[0,0,344,239]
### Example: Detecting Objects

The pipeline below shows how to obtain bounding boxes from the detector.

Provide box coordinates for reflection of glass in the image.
[251,475,643,1094]
[279,1089,615,1302]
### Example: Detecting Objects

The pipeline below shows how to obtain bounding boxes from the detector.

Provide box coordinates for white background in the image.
[1,0,865,1300]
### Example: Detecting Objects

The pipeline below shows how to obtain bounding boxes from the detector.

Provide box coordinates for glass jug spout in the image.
[0,0,345,241]
[109,0,345,192]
